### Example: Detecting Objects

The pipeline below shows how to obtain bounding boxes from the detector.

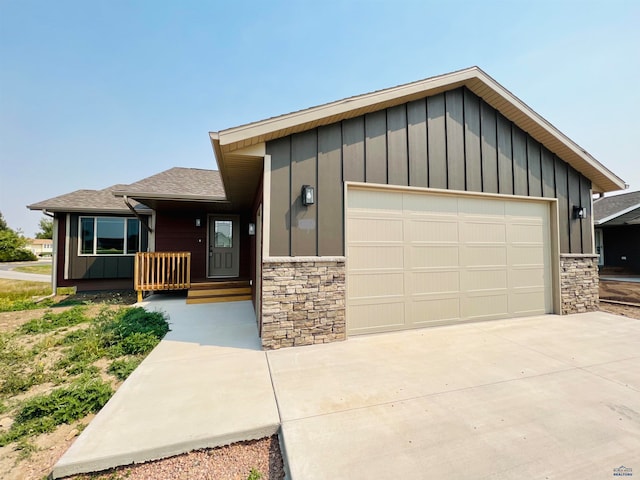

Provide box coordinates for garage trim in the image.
[344,182,561,335]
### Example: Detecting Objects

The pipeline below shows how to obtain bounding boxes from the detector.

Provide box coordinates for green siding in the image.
[266,86,593,256]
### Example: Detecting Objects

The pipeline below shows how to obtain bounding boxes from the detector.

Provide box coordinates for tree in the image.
[0,211,8,231]
[0,211,37,262]
[35,217,53,239]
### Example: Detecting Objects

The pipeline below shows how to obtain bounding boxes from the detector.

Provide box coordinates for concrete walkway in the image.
[52,298,279,478]
[54,307,640,479]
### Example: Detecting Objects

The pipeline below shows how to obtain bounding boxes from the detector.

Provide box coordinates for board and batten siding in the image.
[266,86,593,257]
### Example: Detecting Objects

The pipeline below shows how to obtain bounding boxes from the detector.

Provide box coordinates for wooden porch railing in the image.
[134,252,191,302]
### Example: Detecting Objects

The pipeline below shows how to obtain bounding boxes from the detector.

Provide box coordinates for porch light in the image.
[195,218,201,227]
[573,206,587,220]
[248,223,256,235]
[301,185,315,206]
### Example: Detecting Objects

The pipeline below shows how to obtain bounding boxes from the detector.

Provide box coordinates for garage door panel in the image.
[459,197,506,216]
[509,245,545,265]
[349,302,406,333]
[460,245,507,266]
[348,272,404,299]
[404,193,458,214]
[461,221,506,243]
[510,290,547,315]
[460,293,509,318]
[349,245,404,270]
[348,189,403,211]
[461,269,507,291]
[407,219,458,243]
[347,188,552,335]
[410,245,459,268]
[411,271,460,294]
[509,224,545,245]
[510,267,545,288]
[411,297,460,325]
[348,217,403,242]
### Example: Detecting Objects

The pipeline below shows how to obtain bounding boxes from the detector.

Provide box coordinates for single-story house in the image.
[29,67,626,349]
[26,238,53,256]
[593,191,640,273]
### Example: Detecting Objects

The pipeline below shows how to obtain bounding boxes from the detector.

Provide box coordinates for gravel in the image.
[66,436,285,480]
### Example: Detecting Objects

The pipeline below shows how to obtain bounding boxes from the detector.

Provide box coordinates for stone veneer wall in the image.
[560,254,599,314]
[261,257,346,350]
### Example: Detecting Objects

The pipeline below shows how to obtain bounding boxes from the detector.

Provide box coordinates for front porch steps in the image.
[186,280,252,304]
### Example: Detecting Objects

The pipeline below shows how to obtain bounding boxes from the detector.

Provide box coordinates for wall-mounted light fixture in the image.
[248,223,256,235]
[301,185,315,206]
[195,218,202,227]
[573,206,587,220]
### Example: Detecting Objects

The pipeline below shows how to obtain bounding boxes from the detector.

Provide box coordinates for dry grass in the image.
[12,265,52,275]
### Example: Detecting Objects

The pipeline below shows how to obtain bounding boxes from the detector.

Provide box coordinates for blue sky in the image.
[1,0,639,236]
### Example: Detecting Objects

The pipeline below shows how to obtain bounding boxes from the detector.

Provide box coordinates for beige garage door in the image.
[346,188,553,335]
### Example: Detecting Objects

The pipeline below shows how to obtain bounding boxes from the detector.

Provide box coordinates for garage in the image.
[346,186,555,335]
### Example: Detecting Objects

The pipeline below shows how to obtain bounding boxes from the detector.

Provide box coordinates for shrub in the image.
[0,377,113,446]
[20,306,89,334]
[107,358,142,381]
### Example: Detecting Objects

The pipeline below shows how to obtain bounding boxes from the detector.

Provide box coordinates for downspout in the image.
[123,196,153,233]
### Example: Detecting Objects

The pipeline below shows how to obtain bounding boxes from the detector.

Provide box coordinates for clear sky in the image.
[1,0,638,236]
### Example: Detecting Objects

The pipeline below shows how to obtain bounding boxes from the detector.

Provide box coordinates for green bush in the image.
[0,377,113,446]
[108,358,142,380]
[109,307,170,340]
[20,306,89,334]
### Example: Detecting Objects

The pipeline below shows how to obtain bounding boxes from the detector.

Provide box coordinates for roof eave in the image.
[212,66,626,193]
[113,190,228,203]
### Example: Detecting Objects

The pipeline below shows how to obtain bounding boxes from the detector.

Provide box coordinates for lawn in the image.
[0,280,168,479]
[12,264,53,275]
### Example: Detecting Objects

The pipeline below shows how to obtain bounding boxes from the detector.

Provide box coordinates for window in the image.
[214,220,233,248]
[79,217,141,255]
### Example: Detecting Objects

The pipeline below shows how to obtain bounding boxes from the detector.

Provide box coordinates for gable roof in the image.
[594,191,640,225]
[112,167,226,202]
[210,66,626,194]
[28,185,147,214]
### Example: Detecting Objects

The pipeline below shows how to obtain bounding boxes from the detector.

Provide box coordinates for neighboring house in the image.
[593,191,640,273]
[27,238,53,256]
[29,67,626,349]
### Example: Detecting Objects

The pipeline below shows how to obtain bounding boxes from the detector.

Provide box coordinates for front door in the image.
[208,215,239,277]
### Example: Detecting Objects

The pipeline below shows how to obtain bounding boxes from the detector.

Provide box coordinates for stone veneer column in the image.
[260,257,346,350]
[559,254,599,314]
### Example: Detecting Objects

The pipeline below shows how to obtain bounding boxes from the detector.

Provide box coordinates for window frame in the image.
[78,216,141,256]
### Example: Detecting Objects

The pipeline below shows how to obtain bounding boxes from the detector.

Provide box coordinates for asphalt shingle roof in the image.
[593,191,640,224]
[27,185,142,213]
[113,167,225,200]
[28,167,223,213]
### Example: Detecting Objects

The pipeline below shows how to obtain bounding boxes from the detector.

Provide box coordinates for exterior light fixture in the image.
[248,223,256,235]
[195,218,201,227]
[573,206,587,220]
[301,185,315,206]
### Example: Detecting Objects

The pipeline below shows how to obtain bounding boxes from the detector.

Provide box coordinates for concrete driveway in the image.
[54,304,640,479]
[268,312,640,479]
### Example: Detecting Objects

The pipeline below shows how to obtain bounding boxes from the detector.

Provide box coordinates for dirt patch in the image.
[599,280,640,320]
[599,280,640,304]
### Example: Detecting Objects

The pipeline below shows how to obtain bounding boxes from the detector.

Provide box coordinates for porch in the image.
[134,251,251,304]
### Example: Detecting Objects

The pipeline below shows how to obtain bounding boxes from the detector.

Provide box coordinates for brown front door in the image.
[208,215,239,277]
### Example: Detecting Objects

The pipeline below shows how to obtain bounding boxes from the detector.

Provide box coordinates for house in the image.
[593,191,640,273]
[26,238,53,256]
[29,67,626,349]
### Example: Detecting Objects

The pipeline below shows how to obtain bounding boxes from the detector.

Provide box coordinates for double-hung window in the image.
[79,217,141,255]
